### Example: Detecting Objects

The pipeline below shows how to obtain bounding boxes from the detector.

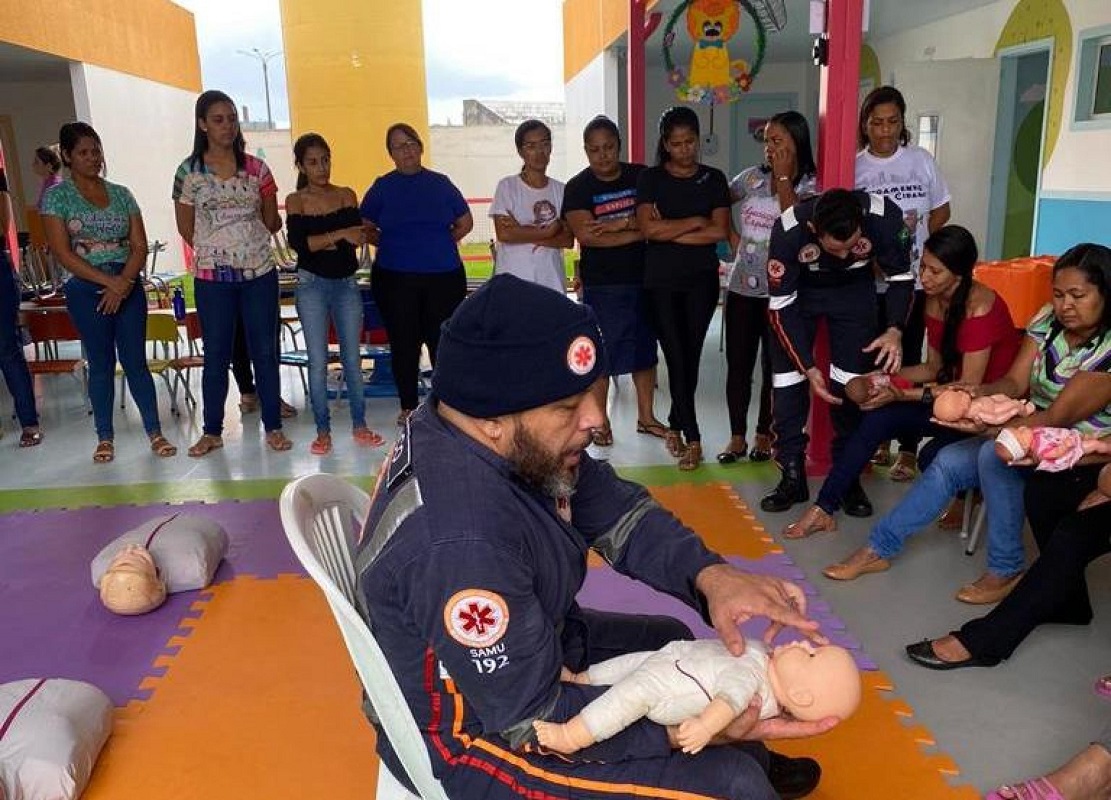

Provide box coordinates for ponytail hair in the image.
[655,106,699,165]
[293,132,330,190]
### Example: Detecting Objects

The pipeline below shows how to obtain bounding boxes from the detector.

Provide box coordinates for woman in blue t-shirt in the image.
[360,123,473,424]
[635,107,732,471]
[42,122,177,463]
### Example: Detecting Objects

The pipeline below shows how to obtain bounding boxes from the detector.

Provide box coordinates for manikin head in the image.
[766,641,861,721]
[98,544,167,615]
[933,389,973,423]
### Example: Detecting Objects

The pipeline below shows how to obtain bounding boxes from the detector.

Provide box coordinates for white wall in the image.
[564,49,624,175]
[0,78,76,223]
[427,124,570,196]
[643,60,818,175]
[242,128,297,202]
[70,63,196,272]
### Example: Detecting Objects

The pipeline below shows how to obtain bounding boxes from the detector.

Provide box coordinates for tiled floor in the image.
[2,307,1109,794]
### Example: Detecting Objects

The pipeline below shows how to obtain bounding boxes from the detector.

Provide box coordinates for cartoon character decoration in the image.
[686,0,747,88]
[663,0,769,105]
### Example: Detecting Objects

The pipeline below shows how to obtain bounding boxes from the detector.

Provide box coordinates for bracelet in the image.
[776,175,790,183]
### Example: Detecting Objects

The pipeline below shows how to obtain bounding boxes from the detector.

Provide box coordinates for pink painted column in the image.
[627,0,648,164]
[808,0,864,474]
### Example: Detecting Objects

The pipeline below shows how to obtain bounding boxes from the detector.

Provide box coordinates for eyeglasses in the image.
[389,140,421,153]
[521,139,552,152]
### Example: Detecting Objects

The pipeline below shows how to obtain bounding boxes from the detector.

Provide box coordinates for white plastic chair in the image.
[279,473,450,800]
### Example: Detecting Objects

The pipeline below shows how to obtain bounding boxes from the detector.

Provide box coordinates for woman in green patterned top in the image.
[42,122,177,464]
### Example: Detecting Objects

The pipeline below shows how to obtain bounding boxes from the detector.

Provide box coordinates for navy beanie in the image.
[433,274,606,417]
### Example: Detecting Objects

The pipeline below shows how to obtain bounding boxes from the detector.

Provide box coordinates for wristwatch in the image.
[921,386,934,406]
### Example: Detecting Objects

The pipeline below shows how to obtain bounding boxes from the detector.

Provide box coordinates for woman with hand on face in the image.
[561,115,665,447]
[174,89,290,457]
[636,106,732,471]
[719,111,818,466]
[490,119,574,295]
[43,122,177,463]
[856,85,952,480]
[361,123,472,426]
[286,133,384,456]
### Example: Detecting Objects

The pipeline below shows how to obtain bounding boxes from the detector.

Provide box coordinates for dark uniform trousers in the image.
[769,277,878,466]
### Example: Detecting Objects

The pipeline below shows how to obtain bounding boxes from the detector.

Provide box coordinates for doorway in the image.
[986,42,1052,260]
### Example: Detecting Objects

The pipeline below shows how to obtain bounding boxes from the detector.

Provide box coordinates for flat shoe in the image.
[188,435,224,458]
[19,428,43,448]
[636,420,667,439]
[985,777,1064,800]
[905,639,1000,670]
[750,433,773,462]
[664,430,686,458]
[823,547,890,580]
[591,425,614,447]
[955,572,1024,604]
[353,428,384,447]
[783,505,837,539]
[266,430,293,452]
[149,434,178,458]
[716,449,744,464]
[678,442,703,471]
[310,433,333,456]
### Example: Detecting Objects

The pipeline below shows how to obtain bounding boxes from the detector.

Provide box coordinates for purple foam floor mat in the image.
[0,500,302,704]
[578,555,877,670]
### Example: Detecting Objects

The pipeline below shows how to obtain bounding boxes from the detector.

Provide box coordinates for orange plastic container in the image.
[973,256,1055,329]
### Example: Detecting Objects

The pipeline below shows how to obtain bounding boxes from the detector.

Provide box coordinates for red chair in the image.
[22,308,89,412]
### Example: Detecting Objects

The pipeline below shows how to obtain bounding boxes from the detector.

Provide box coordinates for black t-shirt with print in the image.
[636,164,731,289]
[562,163,646,287]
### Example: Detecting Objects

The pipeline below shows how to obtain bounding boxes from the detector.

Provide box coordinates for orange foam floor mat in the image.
[82,576,379,800]
[79,486,977,799]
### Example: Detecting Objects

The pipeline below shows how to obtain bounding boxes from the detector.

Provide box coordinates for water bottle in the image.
[171,286,186,322]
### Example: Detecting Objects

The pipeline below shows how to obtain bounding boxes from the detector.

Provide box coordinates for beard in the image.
[508,423,582,499]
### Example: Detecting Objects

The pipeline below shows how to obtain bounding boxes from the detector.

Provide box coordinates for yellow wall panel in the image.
[279,0,429,193]
[0,0,200,92]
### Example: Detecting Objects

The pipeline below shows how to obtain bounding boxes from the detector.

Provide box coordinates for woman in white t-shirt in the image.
[490,120,573,294]
[856,85,951,481]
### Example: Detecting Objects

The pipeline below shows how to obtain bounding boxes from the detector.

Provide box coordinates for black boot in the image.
[760,459,809,512]
[767,751,822,799]
[842,480,874,518]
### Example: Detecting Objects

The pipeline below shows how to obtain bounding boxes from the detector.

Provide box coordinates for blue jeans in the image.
[817,402,967,513]
[295,271,365,432]
[65,274,161,440]
[868,436,1027,577]
[0,252,38,428]
[195,270,281,435]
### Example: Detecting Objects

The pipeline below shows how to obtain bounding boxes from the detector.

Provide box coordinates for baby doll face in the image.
[933,389,972,422]
[767,641,861,722]
[99,544,167,615]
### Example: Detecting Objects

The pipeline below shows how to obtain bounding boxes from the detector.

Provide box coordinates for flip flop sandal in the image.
[266,430,293,452]
[149,434,178,457]
[591,426,614,447]
[985,776,1064,799]
[889,452,918,482]
[188,435,224,458]
[635,420,668,439]
[310,433,333,456]
[92,440,115,464]
[871,444,893,467]
[19,428,43,448]
[1095,674,1111,699]
[353,428,385,447]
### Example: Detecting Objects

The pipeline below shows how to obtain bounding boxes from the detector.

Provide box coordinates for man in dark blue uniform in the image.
[357,275,836,799]
[761,189,913,516]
